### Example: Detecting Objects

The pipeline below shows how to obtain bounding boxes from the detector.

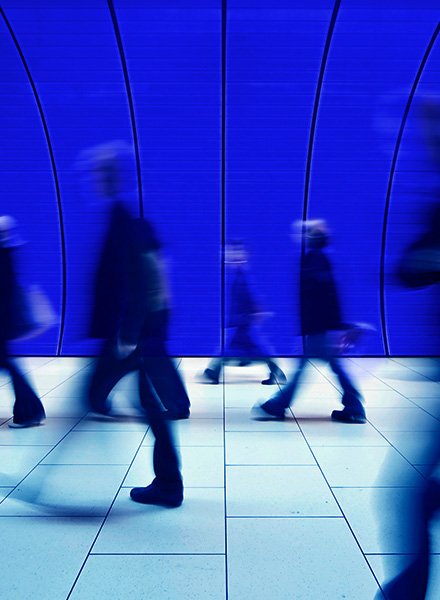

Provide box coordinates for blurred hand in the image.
[115,340,137,359]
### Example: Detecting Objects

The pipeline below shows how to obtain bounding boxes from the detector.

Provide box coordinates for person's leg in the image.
[262,359,287,385]
[204,357,223,384]
[7,358,45,426]
[257,355,307,416]
[131,358,183,507]
[87,340,138,414]
[139,311,190,418]
[328,355,366,423]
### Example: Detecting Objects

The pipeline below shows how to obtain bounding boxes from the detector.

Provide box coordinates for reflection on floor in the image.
[1,356,440,599]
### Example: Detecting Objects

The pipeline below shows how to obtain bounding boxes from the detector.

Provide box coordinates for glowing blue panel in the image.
[4,1,136,355]
[309,6,440,354]
[226,1,333,355]
[113,1,222,355]
[385,32,440,355]
[0,13,61,355]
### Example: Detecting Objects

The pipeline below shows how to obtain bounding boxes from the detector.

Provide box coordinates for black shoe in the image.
[8,417,45,429]
[130,483,183,508]
[331,408,366,424]
[238,360,251,367]
[252,401,285,421]
[262,369,287,385]
[203,368,219,384]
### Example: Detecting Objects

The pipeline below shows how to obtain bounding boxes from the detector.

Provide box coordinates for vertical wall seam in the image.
[221,0,227,357]
[108,0,144,219]
[380,21,440,356]
[0,6,67,356]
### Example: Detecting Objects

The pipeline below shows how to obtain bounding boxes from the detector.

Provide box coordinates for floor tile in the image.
[366,554,440,600]
[367,407,440,432]
[93,487,225,554]
[0,516,102,600]
[227,518,380,599]
[0,445,52,486]
[298,419,389,447]
[41,431,144,465]
[226,465,340,517]
[226,408,299,432]
[0,464,127,516]
[71,555,226,600]
[333,487,440,554]
[381,430,440,465]
[0,418,80,446]
[313,446,424,487]
[410,397,440,419]
[143,419,223,447]
[363,390,414,408]
[225,432,315,465]
[124,445,225,488]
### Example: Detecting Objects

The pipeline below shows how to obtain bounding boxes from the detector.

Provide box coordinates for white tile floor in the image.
[0,356,439,599]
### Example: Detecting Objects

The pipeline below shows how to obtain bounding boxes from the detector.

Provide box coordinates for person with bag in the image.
[253,220,366,424]
[0,215,46,428]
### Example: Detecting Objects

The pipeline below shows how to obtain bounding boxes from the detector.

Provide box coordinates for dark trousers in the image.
[208,322,281,377]
[87,314,186,490]
[88,344,190,417]
[269,333,363,412]
[0,339,45,424]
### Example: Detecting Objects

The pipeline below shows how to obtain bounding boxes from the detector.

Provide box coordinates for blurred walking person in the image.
[203,241,286,385]
[254,220,366,423]
[85,144,185,506]
[0,215,45,428]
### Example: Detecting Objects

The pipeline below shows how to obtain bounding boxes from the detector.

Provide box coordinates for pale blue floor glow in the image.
[0,356,439,599]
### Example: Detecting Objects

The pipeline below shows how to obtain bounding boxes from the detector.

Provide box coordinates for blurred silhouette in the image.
[84,143,185,507]
[203,241,286,385]
[253,220,366,423]
[0,215,46,428]
[377,99,440,599]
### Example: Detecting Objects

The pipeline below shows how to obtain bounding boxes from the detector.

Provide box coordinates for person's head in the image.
[77,141,133,201]
[225,240,248,264]
[0,215,24,248]
[303,220,330,249]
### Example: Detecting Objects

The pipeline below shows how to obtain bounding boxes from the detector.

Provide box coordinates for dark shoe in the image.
[331,408,366,424]
[238,360,251,367]
[130,483,183,508]
[252,401,285,421]
[262,369,287,385]
[203,368,219,384]
[9,417,45,429]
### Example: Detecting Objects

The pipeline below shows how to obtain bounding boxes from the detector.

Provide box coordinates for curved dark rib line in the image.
[0,7,67,356]
[302,0,341,224]
[108,0,144,219]
[301,0,341,353]
[221,0,227,357]
[380,22,440,357]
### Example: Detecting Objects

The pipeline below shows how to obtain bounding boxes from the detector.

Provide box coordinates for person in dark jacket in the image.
[203,241,286,385]
[253,220,366,423]
[85,148,186,507]
[0,215,46,428]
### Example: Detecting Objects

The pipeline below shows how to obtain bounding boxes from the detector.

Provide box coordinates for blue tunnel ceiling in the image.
[1,1,440,356]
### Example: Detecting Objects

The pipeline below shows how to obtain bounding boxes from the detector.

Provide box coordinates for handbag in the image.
[8,284,58,341]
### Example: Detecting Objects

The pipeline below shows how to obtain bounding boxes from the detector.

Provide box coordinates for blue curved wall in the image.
[1,0,440,356]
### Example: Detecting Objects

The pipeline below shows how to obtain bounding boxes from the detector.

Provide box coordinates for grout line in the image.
[293,411,384,592]
[66,425,151,598]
